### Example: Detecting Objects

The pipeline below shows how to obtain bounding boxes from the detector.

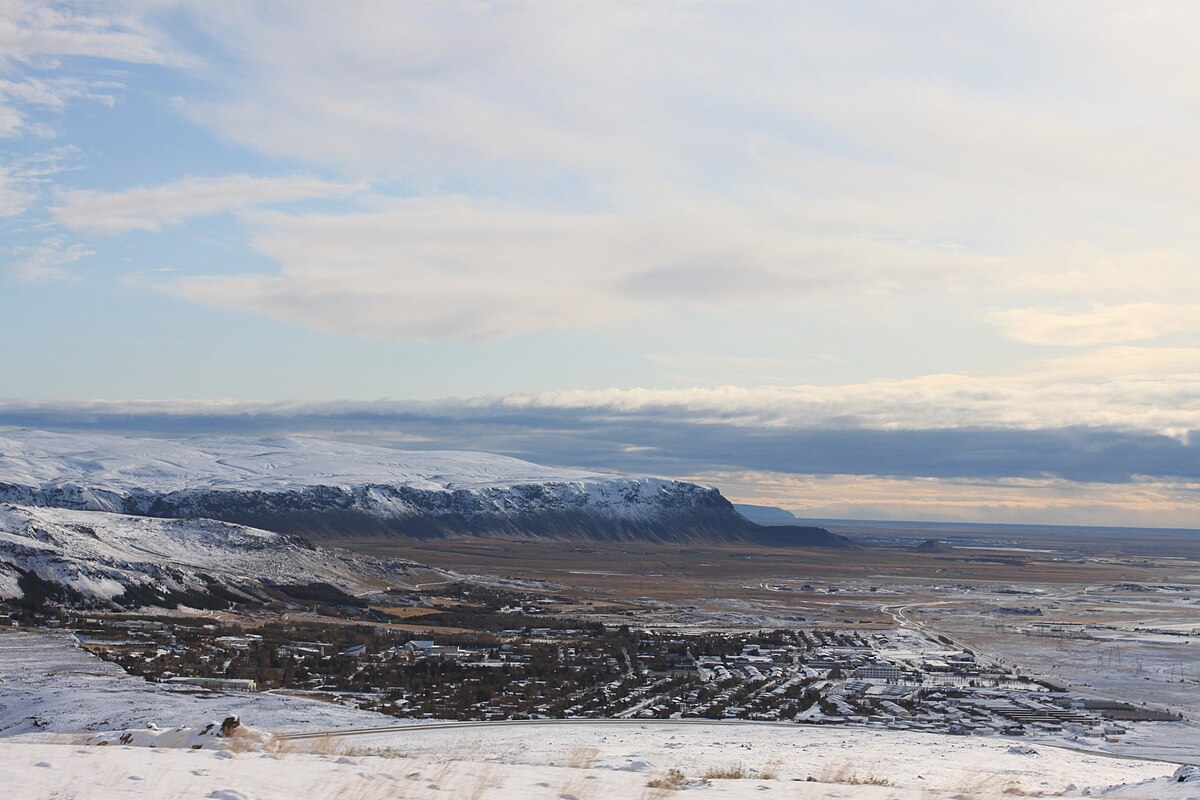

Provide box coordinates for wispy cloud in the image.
[8,236,91,281]
[0,1,178,139]
[93,2,1199,346]
[0,163,34,216]
[990,303,1199,346]
[0,2,178,66]
[162,197,1000,339]
[53,174,367,234]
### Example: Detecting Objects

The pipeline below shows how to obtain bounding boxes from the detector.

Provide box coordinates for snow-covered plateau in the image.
[3,631,1196,799]
[0,429,829,544]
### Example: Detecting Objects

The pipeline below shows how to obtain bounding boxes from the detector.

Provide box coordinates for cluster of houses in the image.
[65,614,1178,739]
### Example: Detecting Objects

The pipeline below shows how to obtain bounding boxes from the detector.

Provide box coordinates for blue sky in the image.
[3,1,1200,526]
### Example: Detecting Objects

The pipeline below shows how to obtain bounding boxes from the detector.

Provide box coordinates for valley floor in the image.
[3,629,1198,799]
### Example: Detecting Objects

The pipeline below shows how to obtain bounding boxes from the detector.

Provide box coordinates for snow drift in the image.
[85,716,270,751]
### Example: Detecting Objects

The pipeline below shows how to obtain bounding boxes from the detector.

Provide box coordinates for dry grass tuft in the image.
[700,761,780,781]
[956,768,1036,796]
[566,745,599,769]
[816,761,892,786]
[646,768,687,791]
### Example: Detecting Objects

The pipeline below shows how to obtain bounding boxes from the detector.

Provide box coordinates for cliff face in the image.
[0,431,849,545]
[0,475,751,543]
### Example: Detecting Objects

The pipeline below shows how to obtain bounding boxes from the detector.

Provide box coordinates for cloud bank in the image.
[3,394,1198,527]
[2,393,1196,484]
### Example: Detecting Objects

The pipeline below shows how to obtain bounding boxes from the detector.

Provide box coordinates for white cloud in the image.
[0,1,178,66]
[9,0,1200,443]
[8,350,1200,438]
[161,195,1005,339]
[500,351,1200,437]
[174,3,1200,224]
[52,174,367,234]
[0,1,178,138]
[991,304,1200,346]
[8,236,92,281]
[104,1,1200,345]
[0,75,111,138]
[0,163,34,216]
[0,144,76,215]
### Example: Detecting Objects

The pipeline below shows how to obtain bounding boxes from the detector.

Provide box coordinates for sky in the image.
[2,1,1200,527]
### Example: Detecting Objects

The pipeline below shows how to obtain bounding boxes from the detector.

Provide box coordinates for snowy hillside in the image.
[0,429,615,493]
[0,504,443,606]
[0,430,836,544]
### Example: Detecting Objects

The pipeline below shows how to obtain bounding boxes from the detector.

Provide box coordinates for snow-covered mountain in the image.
[0,430,845,545]
[0,430,617,493]
[0,503,444,607]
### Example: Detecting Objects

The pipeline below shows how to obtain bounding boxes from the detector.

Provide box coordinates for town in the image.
[63,609,1176,741]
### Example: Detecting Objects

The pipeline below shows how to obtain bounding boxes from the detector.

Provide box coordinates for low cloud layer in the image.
[2,397,1195,487]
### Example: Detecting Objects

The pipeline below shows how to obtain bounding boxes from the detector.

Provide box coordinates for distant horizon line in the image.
[733,504,1200,535]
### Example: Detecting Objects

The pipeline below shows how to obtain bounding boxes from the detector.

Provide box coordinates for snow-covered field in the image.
[283,721,1189,798]
[3,721,1196,799]
[3,630,1197,799]
[0,630,389,736]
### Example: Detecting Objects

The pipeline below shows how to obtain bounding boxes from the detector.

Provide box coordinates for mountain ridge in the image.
[0,430,850,546]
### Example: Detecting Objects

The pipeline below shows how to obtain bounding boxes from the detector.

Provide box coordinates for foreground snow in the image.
[3,721,1196,800]
[282,720,1187,798]
[0,631,391,736]
[84,716,270,751]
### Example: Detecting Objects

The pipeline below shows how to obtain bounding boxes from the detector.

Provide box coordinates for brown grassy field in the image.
[334,537,1170,615]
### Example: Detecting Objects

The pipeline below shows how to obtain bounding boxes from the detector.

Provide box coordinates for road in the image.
[880,597,1066,678]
